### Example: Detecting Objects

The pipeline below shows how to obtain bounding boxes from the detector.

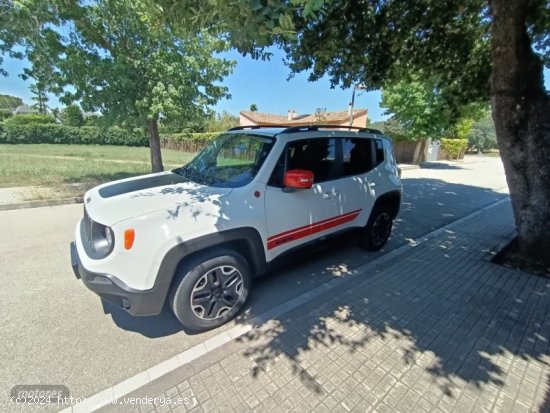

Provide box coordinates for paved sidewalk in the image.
[99,201,550,413]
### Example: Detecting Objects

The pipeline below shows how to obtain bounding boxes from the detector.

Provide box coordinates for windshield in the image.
[174,133,275,188]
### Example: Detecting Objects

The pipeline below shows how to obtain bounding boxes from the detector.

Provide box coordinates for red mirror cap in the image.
[284,169,314,189]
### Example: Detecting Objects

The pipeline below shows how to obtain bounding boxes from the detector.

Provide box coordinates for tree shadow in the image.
[419,162,465,170]
[232,223,550,409]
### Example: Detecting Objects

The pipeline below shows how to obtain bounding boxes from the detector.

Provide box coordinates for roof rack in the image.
[227,126,267,131]
[229,124,383,134]
[279,125,383,134]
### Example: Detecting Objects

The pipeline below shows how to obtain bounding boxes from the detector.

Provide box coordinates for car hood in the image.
[83,171,232,226]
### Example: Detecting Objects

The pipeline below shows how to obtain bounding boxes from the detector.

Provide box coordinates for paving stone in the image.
[96,202,550,413]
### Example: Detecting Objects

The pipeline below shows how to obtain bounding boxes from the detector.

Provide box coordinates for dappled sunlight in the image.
[228,207,550,411]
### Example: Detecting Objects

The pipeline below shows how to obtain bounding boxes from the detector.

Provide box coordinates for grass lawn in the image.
[0,144,196,188]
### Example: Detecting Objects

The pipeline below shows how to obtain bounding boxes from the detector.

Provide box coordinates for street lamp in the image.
[348,84,367,127]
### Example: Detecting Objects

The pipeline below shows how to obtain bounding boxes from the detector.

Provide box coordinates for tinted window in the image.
[342,138,384,176]
[375,139,385,165]
[343,138,374,176]
[269,138,338,186]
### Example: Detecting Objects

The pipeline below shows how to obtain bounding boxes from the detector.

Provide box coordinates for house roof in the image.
[13,105,38,115]
[240,109,368,126]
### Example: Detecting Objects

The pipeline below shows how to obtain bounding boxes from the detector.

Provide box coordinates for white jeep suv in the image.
[71,125,402,332]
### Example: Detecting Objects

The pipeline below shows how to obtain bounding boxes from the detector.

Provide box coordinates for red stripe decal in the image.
[267,209,362,250]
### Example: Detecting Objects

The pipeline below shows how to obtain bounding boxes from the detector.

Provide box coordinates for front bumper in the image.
[70,242,167,316]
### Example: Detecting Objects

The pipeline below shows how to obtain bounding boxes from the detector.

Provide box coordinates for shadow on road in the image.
[102,301,185,338]
[419,162,465,170]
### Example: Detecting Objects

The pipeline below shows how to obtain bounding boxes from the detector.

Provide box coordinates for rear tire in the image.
[361,207,393,251]
[170,249,252,332]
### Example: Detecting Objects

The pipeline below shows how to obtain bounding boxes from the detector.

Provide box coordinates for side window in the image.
[268,138,338,186]
[342,138,384,176]
[343,138,375,176]
[375,139,385,165]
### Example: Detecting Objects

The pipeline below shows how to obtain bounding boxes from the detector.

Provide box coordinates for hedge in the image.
[0,124,148,146]
[3,113,56,126]
[440,138,468,160]
[0,122,223,150]
[0,109,12,121]
[160,132,219,152]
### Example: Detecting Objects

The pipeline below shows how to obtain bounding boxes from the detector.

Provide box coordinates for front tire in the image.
[170,250,252,332]
[361,207,393,251]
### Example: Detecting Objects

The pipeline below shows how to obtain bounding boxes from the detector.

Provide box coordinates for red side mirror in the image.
[284,169,314,189]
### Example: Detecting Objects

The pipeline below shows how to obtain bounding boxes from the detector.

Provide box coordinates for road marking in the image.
[60,196,511,413]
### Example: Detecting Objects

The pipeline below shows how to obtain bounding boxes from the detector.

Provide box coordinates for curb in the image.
[60,196,512,413]
[0,197,83,211]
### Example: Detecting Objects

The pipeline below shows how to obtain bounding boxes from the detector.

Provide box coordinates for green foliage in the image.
[381,78,449,140]
[0,124,147,146]
[61,105,84,127]
[29,83,49,113]
[0,109,13,121]
[249,104,258,112]
[381,77,485,141]
[204,111,240,132]
[3,113,55,126]
[160,132,219,152]
[0,94,23,109]
[440,138,468,160]
[446,118,475,140]
[371,117,410,141]
[468,111,497,152]
[46,0,235,130]
[141,1,324,59]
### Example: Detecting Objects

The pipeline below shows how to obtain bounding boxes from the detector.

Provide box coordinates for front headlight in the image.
[90,222,114,258]
[104,226,114,247]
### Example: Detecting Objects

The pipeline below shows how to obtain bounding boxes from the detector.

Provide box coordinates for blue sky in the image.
[1,46,549,122]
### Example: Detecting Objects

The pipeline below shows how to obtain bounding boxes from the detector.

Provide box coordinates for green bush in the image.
[0,124,148,146]
[160,132,219,152]
[0,109,12,121]
[61,105,84,127]
[3,113,56,126]
[440,138,468,160]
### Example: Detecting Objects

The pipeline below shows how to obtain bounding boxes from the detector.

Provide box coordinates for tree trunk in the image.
[147,117,164,173]
[490,0,550,265]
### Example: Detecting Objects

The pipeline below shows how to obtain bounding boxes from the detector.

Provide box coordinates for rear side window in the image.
[375,139,385,165]
[342,138,385,176]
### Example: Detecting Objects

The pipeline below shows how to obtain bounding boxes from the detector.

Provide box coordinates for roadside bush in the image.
[3,113,56,126]
[440,138,468,160]
[0,124,148,146]
[160,132,219,152]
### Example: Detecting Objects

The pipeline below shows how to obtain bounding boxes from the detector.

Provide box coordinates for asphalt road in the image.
[0,156,509,412]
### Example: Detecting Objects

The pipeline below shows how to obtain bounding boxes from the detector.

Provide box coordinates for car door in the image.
[333,137,381,229]
[264,137,346,260]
